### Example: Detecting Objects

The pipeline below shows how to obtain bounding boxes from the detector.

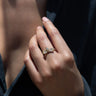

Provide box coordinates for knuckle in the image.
[63,52,75,68]
[54,63,62,71]
[65,54,72,61]
[64,52,73,61]
[50,28,59,37]
[24,56,29,64]
[52,59,63,71]
[35,78,43,86]
[29,43,37,51]
[38,34,46,41]
[42,70,52,79]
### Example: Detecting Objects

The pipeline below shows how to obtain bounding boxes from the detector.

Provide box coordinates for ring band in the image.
[42,48,55,55]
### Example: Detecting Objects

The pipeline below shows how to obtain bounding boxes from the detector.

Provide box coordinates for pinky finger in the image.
[24,50,42,85]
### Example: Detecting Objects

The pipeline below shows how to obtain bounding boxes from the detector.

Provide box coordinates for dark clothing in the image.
[0,0,95,95]
[78,0,96,95]
[0,57,43,96]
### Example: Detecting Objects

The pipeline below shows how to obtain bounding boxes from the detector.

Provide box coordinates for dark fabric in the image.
[0,0,96,95]
[82,77,92,96]
[4,67,43,96]
[78,0,96,85]
[0,56,6,96]
[77,0,96,96]
[91,65,96,96]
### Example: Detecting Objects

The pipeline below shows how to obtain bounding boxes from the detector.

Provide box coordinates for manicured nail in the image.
[42,17,49,22]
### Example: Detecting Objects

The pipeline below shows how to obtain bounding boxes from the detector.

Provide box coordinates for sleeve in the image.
[82,76,92,96]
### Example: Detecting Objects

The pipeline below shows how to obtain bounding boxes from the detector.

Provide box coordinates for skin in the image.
[0,0,84,95]
[0,0,5,60]
[0,0,47,89]
[24,17,84,96]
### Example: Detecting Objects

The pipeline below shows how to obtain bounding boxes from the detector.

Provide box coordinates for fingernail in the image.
[42,17,49,22]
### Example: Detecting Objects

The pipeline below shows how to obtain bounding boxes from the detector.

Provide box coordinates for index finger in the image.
[42,17,70,53]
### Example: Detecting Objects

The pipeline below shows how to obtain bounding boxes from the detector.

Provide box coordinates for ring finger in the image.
[36,26,55,59]
[29,35,48,75]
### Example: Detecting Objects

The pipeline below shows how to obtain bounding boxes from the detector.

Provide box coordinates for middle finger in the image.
[36,26,55,58]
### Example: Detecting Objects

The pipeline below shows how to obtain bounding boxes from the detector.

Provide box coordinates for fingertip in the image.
[24,50,30,64]
[37,26,42,30]
[36,26,43,34]
[42,17,49,22]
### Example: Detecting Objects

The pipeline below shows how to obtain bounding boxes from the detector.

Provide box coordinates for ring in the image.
[42,48,55,55]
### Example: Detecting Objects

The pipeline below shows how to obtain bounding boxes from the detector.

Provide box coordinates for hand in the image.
[24,17,84,96]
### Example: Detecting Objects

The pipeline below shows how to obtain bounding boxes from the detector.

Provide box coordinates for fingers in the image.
[42,17,70,53]
[24,50,42,83]
[24,17,76,95]
[36,26,53,51]
[29,35,47,73]
[36,26,56,59]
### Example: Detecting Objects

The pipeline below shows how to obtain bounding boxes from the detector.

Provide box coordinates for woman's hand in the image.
[24,17,84,96]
